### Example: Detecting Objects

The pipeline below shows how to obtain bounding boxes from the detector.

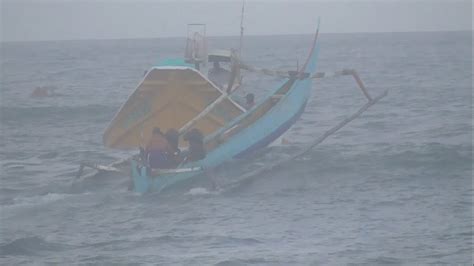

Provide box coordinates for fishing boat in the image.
[98,20,320,193]
[76,18,387,194]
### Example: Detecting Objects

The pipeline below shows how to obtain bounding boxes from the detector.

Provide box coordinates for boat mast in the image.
[239,0,245,58]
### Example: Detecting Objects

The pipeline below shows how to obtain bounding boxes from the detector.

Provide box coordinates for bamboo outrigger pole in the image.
[312,69,373,101]
[226,89,388,190]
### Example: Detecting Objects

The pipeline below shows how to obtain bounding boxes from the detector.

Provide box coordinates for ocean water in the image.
[1,31,472,265]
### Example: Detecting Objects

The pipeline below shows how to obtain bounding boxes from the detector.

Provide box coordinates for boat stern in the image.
[131,160,150,193]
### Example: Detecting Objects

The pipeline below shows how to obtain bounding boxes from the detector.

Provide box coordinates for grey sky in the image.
[1,0,472,42]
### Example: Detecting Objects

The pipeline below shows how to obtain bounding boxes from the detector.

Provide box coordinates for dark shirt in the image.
[145,134,173,168]
[187,140,206,161]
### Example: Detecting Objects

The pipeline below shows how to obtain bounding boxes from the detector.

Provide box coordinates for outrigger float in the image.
[76,19,387,193]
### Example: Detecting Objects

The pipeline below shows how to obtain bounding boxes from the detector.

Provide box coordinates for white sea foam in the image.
[186,187,213,196]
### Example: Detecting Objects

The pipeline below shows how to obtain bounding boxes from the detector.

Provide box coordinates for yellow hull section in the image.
[103,67,244,150]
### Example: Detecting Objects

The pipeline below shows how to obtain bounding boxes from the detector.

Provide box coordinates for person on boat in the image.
[165,128,182,167]
[31,87,48,97]
[244,93,255,110]
[31,86,58,98]
[231,92,255,111]
[208,61,231,88]
[145,127,174,169]
[183,128,206,162]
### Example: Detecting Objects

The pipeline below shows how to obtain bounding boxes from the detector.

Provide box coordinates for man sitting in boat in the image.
[231,92,255,111]
[244,93,255,109]
[145,127,174,169]
[183,128,206,162]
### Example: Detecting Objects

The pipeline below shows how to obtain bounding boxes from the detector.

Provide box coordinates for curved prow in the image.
[236,19,321,80]
[301,18,321,75]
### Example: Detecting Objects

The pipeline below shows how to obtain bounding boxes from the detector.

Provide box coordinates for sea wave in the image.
[3,193,72,208]
[214,257,273,266]
[1,104,116,125]
[0,236,67,256]
[218,142,472,195]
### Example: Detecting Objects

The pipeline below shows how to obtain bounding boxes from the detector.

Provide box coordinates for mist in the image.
[1,0,472,42]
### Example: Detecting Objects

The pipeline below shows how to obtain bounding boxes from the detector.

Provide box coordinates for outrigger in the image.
[76,19,387,193]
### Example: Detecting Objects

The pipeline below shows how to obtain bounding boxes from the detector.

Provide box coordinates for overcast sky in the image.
[1,0,472,42]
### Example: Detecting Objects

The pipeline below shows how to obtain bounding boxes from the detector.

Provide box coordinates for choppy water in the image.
[1,31,472,265]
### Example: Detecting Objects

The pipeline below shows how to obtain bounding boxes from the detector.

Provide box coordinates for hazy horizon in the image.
[2,29,472,44]
[1,0,472,42]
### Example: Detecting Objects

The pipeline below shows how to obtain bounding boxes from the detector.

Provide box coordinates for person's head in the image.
[245,93,255,105]
[165,129,179,149]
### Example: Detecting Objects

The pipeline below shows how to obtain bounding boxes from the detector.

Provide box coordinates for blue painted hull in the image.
[132,37,320,193]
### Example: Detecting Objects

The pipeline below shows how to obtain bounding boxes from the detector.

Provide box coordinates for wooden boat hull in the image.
[132,78,314,192]
[132,31,321,193]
